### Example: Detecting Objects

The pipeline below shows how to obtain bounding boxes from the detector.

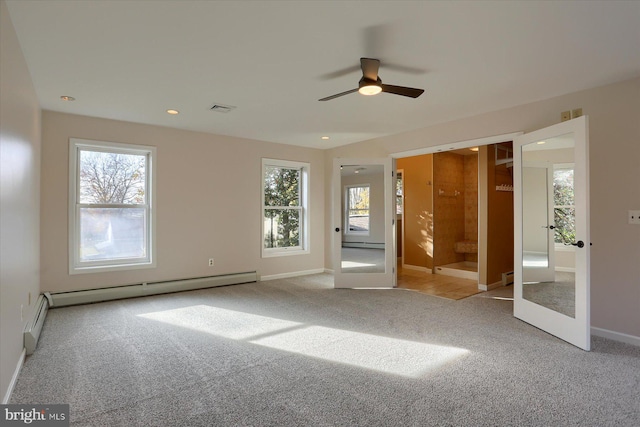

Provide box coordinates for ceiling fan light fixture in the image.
[358,84,382,96]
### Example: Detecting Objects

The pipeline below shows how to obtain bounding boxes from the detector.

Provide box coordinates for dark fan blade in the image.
[318,65,361,80]
[318,88,359,102]
[360,58,380,81]
[381,84,424,98]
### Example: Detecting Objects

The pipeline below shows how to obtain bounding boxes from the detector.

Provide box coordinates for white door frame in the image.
[391,132,524,289]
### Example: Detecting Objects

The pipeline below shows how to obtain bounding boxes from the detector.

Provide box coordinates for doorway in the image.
[393,133,521,299]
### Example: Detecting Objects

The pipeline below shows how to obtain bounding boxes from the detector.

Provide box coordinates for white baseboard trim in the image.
[555,267,576,273]
[2,348,25,404]
[401,264,431,273]
[260,268,325,281]
[591,327,640,347]
[324,268,334,274]
[478,281,503,291]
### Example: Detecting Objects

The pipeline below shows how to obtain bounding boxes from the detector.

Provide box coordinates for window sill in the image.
[262,249,309,258]
[70,261,155,275]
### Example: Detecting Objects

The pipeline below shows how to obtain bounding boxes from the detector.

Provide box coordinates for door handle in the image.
[570,240,585,248]
[542,225,556,229]
[335,227,340,232]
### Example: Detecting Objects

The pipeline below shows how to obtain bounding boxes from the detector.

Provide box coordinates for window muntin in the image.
[262,159,309,256]
[345,185,370,235]
[553,165,575,246]
[70,139,155,273]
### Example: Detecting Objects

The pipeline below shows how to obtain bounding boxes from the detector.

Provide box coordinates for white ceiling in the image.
[6,1,640,149]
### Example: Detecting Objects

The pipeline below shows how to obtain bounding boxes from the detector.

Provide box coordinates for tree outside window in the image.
[553,167,575,245]
[262,159,309,256]
[346,185,370,234]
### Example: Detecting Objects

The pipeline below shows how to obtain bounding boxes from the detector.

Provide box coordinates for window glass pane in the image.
[554,207,576,245]
[396,174,403,215]
[553,169,574,206]
[79,208,147,262]
[264,166,300,207]
[347,186,370,233]
[348,186,369,210]
[348,211,369,233]
[553,168,575,245]
[79,150,146,204]
[263,208,301,248]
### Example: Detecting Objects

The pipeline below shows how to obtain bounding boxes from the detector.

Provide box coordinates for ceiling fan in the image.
[318,57,424,102]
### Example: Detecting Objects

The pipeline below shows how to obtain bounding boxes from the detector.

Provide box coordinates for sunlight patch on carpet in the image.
[138,305,469,377]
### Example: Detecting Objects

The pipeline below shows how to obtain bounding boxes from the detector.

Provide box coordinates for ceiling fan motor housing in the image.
[359,77,382,89]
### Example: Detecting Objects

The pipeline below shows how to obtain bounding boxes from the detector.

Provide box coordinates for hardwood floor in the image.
[397,265,481,300]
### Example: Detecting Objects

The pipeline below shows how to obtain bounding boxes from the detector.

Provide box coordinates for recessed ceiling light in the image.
[469,147,479,152]
[60,96,75,101]
[321,136,330,140]
[537,141,546,145]
[166,109,179,115]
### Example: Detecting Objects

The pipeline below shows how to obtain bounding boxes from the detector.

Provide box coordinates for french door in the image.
[333,158,396,288]
[514,116,590,350]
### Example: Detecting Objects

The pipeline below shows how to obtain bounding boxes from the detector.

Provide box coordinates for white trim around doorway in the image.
[390,131,523,291]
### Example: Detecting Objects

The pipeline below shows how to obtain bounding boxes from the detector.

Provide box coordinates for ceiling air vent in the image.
[210,103,236,113]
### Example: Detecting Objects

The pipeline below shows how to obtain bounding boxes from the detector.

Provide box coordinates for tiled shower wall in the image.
[433,152,478,267]
[433,152,465,267]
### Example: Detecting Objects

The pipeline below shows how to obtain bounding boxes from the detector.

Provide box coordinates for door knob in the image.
[570,240,585,248]
[335,227,340,232]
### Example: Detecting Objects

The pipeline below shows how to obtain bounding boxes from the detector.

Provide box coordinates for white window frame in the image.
[344,183,371,236]
[553,163,575,252]
[69,138,156,274]
[261,158,310,258]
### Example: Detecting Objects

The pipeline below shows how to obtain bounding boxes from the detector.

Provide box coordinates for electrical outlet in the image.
[629,210,640,225]
[561,111,571,122]
[208,258,214,267]
[572,108,583,118]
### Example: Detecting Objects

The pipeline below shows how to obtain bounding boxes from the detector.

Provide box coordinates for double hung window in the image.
[69,139,155,273]
[262,159,309,256]
[345,185,370,235]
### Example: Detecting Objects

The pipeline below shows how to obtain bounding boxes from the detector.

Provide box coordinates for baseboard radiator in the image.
[48,271,258,308]
[24,295,49,355]
[342,242,385,250]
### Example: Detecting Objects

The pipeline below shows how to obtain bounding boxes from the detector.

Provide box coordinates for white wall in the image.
[0,0,42,402]
[40,111,325,292]
[522,167,549,254]
[325,77,640,338]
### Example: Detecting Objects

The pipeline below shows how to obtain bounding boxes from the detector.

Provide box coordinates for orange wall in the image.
[433,152,465,267]
[486,143,515,284]
[397,154,433,269]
